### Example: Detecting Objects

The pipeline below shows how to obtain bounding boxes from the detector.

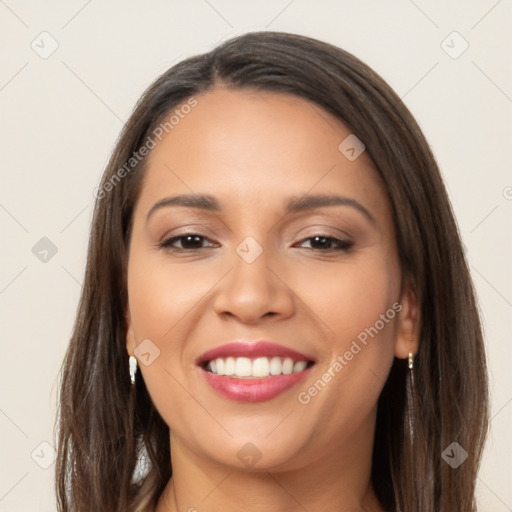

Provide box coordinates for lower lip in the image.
[200,366,313,402]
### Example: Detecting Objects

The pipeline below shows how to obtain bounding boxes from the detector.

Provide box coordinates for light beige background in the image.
[0,1,511,510]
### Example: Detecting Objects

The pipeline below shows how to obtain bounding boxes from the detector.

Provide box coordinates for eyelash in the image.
[159,233,354,253]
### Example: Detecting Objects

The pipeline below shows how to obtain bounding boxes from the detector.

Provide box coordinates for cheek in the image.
[127,247,213,340]
[294,254,400,426]
[295,253,400,420]
[126,251,206,430]
[288,258,400,436]
[126,247,226,403]
[298,255,399,349]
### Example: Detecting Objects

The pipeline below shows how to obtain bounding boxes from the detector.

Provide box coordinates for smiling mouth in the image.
[201,356,315,379]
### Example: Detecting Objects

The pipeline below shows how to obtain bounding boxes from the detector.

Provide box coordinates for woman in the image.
[55,31,489,511]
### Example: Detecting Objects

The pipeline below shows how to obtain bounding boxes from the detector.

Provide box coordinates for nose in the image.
[213,246,295,325]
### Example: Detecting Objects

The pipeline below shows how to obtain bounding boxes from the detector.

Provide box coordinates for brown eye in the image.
[160,233,217,251]
[296,235,353,251]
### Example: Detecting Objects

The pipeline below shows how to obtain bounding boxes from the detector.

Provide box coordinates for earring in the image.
[406,351,415,442]
[129,355,138,385]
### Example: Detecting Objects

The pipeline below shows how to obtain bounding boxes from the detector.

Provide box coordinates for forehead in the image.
[137,87,387,218]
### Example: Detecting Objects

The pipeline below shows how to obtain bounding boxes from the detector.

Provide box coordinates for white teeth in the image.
[252,357,270,377]
[282,358,294,375]
[269,356,282,375]
[293,360,307,373]
[206,356,310,378]
[224,357,235,375]
[235,357,252,377]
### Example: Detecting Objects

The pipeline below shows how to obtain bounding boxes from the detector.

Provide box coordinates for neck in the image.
[155,408,384,512]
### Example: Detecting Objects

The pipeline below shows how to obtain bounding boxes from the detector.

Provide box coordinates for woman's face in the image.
[126,87,417,472]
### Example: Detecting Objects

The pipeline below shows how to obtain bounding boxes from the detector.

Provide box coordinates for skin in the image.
[125,87,421,512]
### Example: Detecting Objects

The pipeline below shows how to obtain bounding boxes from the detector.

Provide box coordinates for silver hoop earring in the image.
[129,355,138,385]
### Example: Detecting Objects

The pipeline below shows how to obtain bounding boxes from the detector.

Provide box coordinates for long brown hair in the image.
[54,31,489,511]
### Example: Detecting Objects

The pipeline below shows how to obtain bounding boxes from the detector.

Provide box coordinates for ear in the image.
[125,308,137,357]
[394,278,421,359]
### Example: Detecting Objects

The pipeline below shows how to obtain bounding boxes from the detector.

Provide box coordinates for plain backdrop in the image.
[0,1,511,510]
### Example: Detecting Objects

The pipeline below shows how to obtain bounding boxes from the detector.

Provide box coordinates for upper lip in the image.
[196,341,316,366]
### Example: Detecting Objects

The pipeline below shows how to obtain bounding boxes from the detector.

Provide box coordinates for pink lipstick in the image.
[196,341,315,403]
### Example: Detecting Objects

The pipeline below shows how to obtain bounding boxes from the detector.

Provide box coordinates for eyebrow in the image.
[146,193,376,225]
